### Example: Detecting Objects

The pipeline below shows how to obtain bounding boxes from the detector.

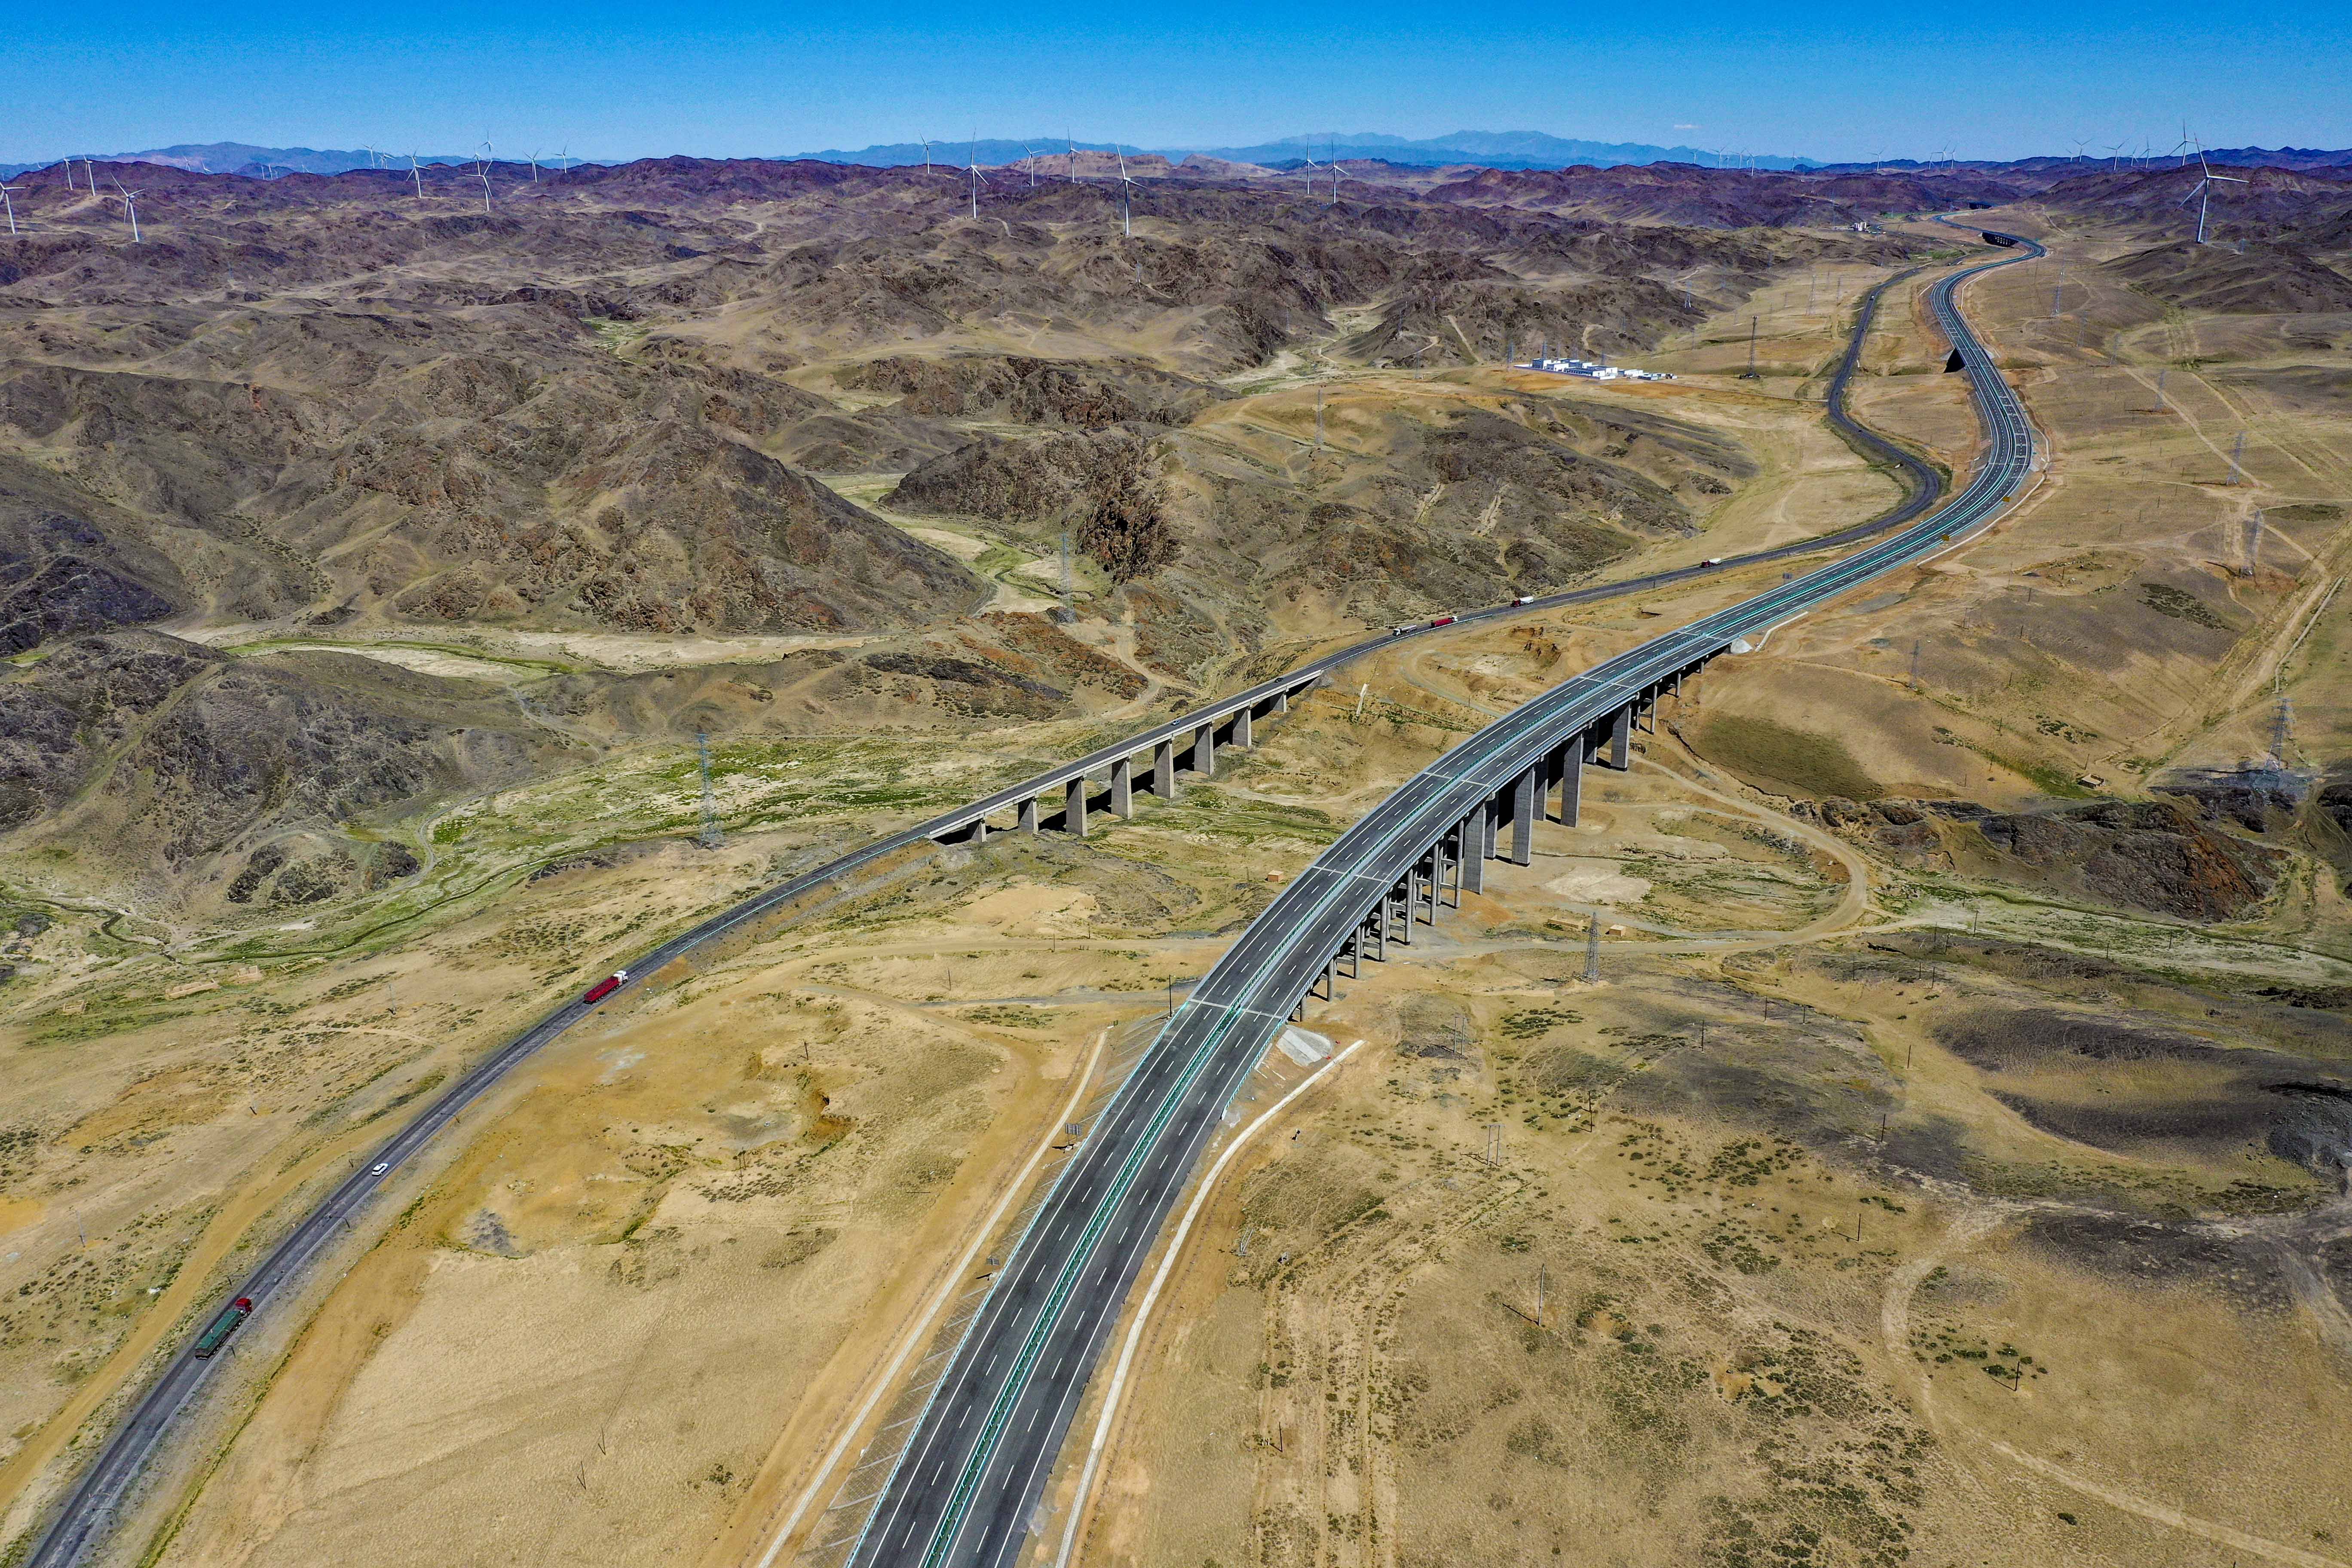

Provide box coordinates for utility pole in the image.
[1584,911,1601,983]
[1908,639,1923,690]
[2226,429,2247,485]
[2153,368,2168,411]
[1534,1261,1547,1327]
[1485,1123,1502,1169]
[1740,316,1761,380]
[2245,510,2263,577]
[696,731,722,849]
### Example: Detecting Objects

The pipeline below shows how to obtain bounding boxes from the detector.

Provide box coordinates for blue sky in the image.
[8,0,2346,165]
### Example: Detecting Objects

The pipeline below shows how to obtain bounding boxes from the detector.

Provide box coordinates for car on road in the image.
[370,1162,390,1175]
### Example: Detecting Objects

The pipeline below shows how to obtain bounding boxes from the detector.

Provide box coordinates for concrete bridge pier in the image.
[1231,705,1253,748]
[1064,776,1088,838]
[1390,880,1412,946]
[1151,740,1176,796]
[1558,741,1583,827]
[1460,808,1486,894]
[1605,705,1633,770]
[1191,723,1216,778]
[1019,797,1039,833]
[1111,758,1133,818]
[1510,763,1540,865]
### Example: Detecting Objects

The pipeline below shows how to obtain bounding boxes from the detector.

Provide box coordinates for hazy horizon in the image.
[7,0,2345,168]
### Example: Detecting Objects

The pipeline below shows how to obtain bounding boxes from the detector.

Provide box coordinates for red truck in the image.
[582,969,629,1004]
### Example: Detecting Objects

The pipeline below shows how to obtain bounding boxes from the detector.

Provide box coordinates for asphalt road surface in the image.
[23,234,2007,1568]
[846,226,2044,1568]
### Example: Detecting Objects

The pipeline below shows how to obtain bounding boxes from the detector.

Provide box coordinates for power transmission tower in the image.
[2153,367,2168,410]
[1908,639,1923,689]
[2244,510,2263,577]
[695,731,722,849]
[1584,911,1601,983]
[1485,1123,1502,1169]
[2270,696,2295,769]
[1056,529,1076,624]
[2226,430,2247,485]
[1740,316,1761,379]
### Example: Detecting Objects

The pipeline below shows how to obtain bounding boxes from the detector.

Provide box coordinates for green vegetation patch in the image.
[1697,714,1883,802]
[2138,582,2228,630]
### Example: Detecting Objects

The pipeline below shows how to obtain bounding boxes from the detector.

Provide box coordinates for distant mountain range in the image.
[0,142,537,180]
[9,135,2350,184]
[798,131,1818,172]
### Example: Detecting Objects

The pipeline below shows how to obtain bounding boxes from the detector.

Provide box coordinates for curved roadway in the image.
[845,225,2044,1568]
[22,237,1999,1568]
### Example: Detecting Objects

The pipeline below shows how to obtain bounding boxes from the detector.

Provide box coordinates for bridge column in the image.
[968,819,989,844]
[1391,879,1412,945]
[1481,795,1499,861]
[1461,811,1485,894]
[1191,723,1216,778]
[1152,740,1176,796]
[1510,764,1540,865]
[1019,797,1039,833]
[1342,929,1360,979]
[1561,746,1583,827]
[1064,776,1088,838]
[1606,705,1632,771]
[1276,689,1290,714]
[1111,757,1133,818]
[1433,840,1452,911]
[1375,897,1391,958]
[1232,704,1253,748]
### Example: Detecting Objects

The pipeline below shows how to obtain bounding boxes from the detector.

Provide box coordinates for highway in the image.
[21,242,1988,1567]
[845,224,2044,1568]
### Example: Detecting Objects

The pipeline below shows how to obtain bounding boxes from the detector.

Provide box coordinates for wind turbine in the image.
[921,136,932,174]
[1022,144,1038,187]
[475,141,494,212]
[527,148,542,182]
[1301,144,1322,203]
[966,138,988,220]
[1115,147,1137,236]
[407,153,426,199]
[0,182,23,235]
[2181,148,2246,245]
[110,181,143,242]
